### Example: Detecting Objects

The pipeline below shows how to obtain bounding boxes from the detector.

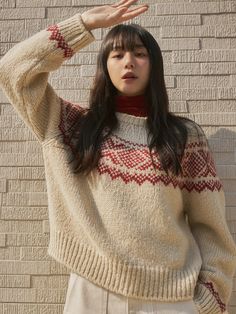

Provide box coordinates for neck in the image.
[115,94,148,117]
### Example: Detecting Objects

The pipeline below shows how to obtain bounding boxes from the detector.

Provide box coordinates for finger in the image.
[112,0,138,8]
[120,5,149,21]
[112,0,134,7]
[123,4,148,13]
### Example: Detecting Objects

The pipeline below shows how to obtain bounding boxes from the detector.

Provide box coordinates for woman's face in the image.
[106,36,150,96]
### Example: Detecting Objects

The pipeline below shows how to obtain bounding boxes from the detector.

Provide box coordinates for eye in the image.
[113,54,123,58]
[136,52,146,57]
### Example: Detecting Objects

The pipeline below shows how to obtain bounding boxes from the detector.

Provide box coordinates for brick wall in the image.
[0,0,236,313]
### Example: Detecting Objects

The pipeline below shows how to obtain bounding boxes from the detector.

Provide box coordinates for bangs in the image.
[103,24,146,56]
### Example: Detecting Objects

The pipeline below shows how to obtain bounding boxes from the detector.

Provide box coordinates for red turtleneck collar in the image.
[115,94,148,117]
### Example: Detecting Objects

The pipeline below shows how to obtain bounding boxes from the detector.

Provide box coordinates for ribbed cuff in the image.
[49,13,95,56]
[193,281,226,314]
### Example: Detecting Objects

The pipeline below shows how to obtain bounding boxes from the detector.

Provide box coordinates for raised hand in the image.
[81,0,149,30]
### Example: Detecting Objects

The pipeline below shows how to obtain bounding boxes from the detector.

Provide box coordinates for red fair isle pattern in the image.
[198,279,226,312]
[47,25,74,58]
[58,99,222,191]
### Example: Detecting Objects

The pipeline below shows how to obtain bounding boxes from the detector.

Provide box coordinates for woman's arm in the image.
[0,14,95,142]
[0,0,148,143]
[182,124,236,314]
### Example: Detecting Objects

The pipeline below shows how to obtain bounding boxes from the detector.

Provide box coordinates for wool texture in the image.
[0,13,236,314]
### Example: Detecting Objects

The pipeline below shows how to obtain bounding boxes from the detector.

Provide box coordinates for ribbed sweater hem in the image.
[47,230,201,302]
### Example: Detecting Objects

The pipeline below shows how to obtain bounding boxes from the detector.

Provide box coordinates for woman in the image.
[0,1,236,313]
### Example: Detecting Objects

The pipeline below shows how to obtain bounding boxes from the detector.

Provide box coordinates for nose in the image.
[124,52,135,68]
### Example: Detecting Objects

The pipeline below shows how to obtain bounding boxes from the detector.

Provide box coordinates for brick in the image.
[126,14,201,27]
[159,38,200,51]
[226,207,236,220]
[155,2,221,15]
[80,65,96,77]
[169,88,219,101]
[201,62,236,75]
[1,207,48,220]
[0,234,6,247]
[201,126,236,138]
[0,178,7,192]
[0,128,34,141]
[0,303,64,314]
[0,103,16,115]
[223,181,236,193]
[219,1,236,13]
[169,101,187,113]
[164,63,201,75]
[188,113,236,126]
[0,28,30,42]
[205,138,236,153]
[173,50,236,63]
[2,192,48,206]
[0,0,16,8]
[32,275,68,289]
[16,0,73,7]
[0,153,44,166]
[165,76,175,88]
[0,141,41,153]
[0,167,45,180]
[0,115,25,128]
[8,180,46,192]
[231,75,236,87]
[214,153,235,164]
[0,8,45,19]
[20,247,52,261]
[230,292,236,305]
[178,112,236,126]
[187,100,236,113]
[25,18,57,33]
[177,76,230,89]
[0,247,21,260]
[7,233,49,247]
[0,260,51,274]
[216,25,236,38]
[43,220,50,234]
[51,65,81,78]
[55,89,89,103]
[0,19,24,29]
[161,25,215,38]
[50,77,93,89]
[0,287,65,302]
[0,42,14,55]
[201,38,236,50]
[228,220,236,233]
[67,52,97,65]
[219,88,236,100]
[0,221,42,233]
[217,165,236,179]
[226,193,236,207]
[202,13,236,25]
[0,275,30,288]
[47,7,86,19]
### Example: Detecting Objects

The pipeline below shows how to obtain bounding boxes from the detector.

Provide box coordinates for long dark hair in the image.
[65,23,201,177]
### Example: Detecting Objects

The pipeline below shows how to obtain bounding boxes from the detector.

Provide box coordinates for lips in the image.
[122,72,137,79]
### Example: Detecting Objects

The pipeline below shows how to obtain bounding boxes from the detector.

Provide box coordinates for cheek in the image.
[107,61,120,82]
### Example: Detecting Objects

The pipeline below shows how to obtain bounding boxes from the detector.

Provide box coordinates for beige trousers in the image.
[63,272,199,314]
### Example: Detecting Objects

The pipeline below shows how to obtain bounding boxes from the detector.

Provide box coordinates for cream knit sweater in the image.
[0,13,236,314]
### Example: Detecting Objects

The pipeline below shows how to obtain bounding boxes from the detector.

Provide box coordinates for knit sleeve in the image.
[0,14,95,142]
[181,123,236,314]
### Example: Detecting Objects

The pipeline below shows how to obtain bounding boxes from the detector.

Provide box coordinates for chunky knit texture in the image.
[0,13,236,314]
